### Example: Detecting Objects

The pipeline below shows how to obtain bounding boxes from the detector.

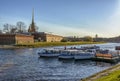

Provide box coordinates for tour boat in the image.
[38,48,61,57]
[58,50,76,59]
[80,45,100,50]
[74,51,95,60]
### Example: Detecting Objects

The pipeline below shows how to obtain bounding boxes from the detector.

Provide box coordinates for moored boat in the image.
[95,49,120,58]
[80,45,100,50]
[38,48,61,57]
[74,50,96,60]
[58,50,76,59]
[93,49,120,63]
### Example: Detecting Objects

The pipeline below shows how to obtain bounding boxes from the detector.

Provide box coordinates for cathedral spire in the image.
[32,8,34,24]
[28,8,36,33]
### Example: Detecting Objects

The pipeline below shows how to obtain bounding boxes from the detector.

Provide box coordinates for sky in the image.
[0,0,120,37]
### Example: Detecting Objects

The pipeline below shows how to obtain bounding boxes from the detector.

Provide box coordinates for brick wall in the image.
[0,34,34,45]
[15,34,34,44]
[0,34,15,45]
[46,34,63,42]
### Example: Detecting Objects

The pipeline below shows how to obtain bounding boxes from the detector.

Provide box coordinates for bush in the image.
[83,36,93,42]
[61,39,67,42]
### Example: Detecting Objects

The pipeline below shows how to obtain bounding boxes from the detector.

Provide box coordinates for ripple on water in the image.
[0,43,119,81]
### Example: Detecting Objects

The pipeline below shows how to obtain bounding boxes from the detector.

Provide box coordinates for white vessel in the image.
[74,51,95,60]
[37,48,61,57]
[58,50,76,59]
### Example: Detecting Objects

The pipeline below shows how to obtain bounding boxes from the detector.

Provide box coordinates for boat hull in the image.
[58,54,74,59]
[39,53,60,57]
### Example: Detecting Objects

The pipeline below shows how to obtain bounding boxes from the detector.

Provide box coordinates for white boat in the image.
[74,52,95,60]
[58,50,77,59]
[37,47,97,59]
[37,48,61,57]
[81,45,100,50]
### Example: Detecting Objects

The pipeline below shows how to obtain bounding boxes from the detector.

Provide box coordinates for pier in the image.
[91,57,120,63]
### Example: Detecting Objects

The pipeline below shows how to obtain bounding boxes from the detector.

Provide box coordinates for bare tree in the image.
[35,26,39,32]
[10,25,17,34]
[16,21,26,33]
[83,36,93,42]
[0,30,2,33]
[3,23,12,33]
[3,23,17,34]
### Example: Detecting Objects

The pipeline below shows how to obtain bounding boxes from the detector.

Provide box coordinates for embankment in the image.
[15,42,104,48]
[82,64,120,81]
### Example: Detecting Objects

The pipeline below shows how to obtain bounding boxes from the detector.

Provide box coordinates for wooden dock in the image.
[91,56,120,63]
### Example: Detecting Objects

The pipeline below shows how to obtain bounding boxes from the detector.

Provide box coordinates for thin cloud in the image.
[37,21,97,37]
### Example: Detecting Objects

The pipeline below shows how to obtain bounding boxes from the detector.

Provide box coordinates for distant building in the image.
[94,34,98,42]
[0,34,34,45]
[33,32,63,42]
[65,36,82,42]
[28,9,63,42]
[95,34,98,38]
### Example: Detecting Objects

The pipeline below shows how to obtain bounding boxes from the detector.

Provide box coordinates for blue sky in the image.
[0,0,120,37]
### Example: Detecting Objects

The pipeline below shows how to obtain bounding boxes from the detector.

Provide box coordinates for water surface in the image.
[0,43,119,81]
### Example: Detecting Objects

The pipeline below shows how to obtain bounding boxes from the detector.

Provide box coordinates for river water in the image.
[0,43,120,81]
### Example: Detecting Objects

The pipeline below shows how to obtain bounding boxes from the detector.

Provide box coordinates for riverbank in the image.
[0,45,20,49]
[15,42,104,48]
[82,64,120,81]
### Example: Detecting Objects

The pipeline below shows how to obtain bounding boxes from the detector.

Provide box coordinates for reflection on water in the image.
[0,43,119,81]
